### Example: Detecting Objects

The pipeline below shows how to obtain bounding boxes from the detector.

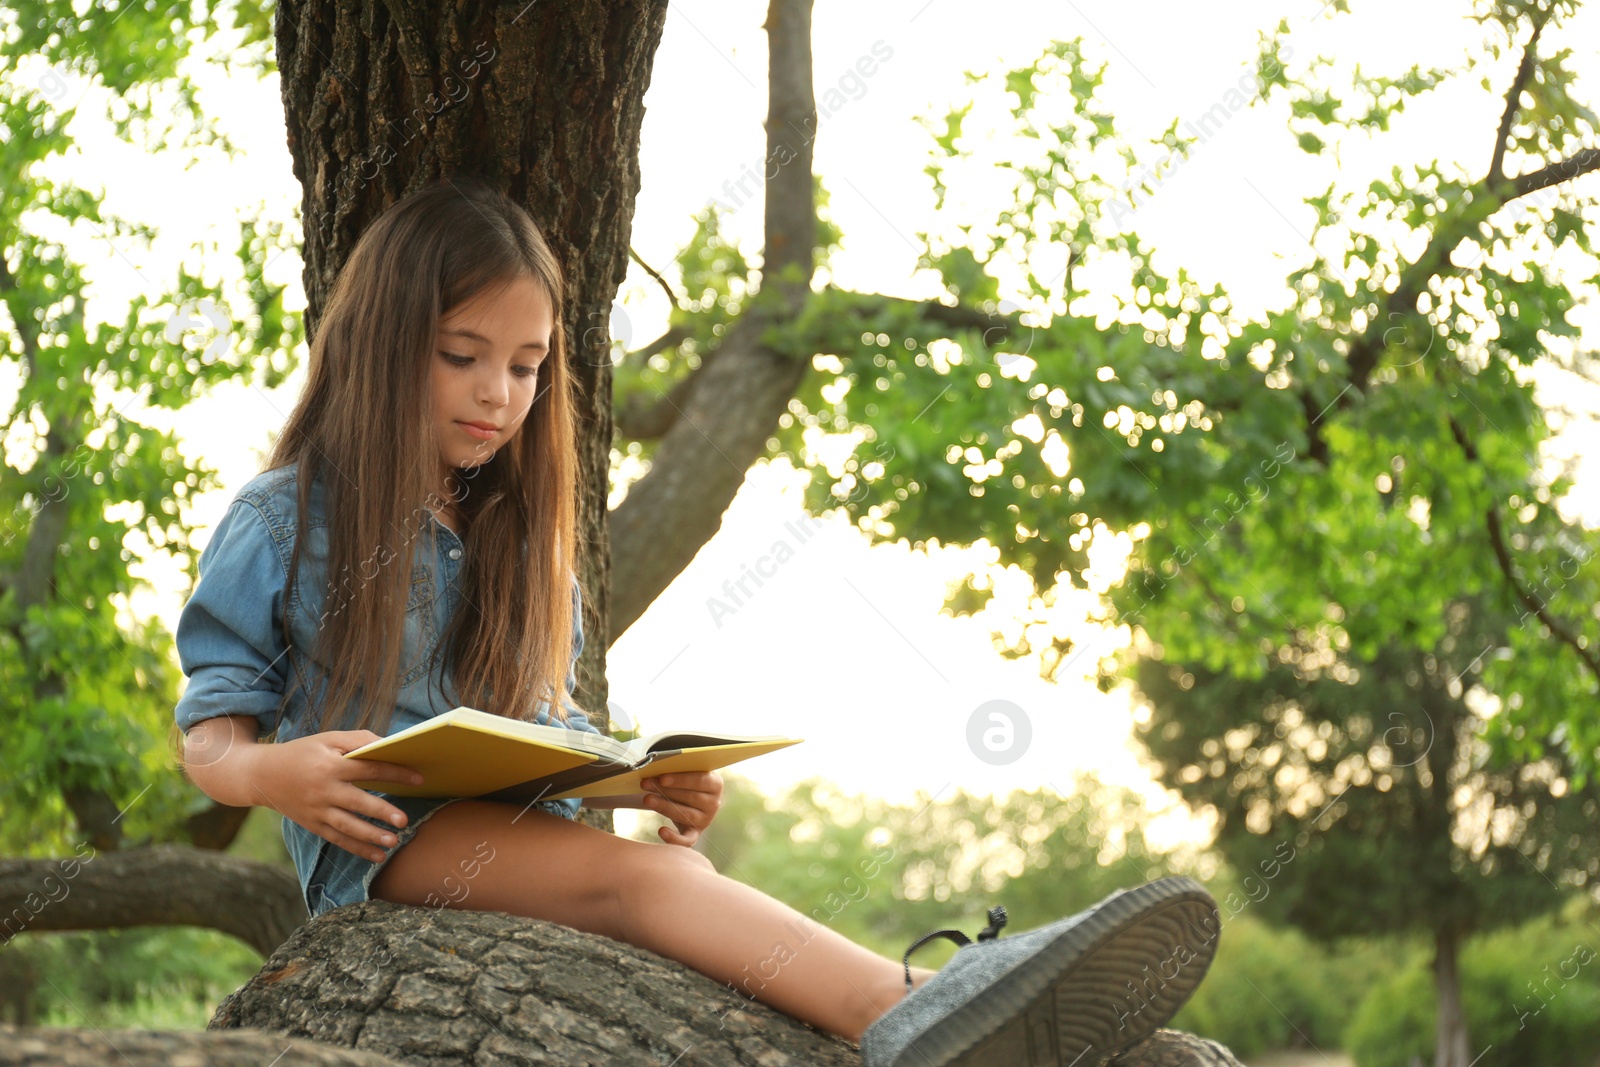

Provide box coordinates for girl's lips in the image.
[457,421,498,440]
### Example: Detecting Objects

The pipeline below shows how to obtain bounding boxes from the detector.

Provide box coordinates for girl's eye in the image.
[443,352,540,378]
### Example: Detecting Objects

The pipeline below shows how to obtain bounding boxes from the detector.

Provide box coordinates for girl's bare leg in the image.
[370,800,936,1042]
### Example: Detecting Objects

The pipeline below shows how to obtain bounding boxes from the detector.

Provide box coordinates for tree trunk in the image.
[1433,926,1470,1067]
[186,900,1243,1067]
[0,950,38,1027]
[274,0,672,765]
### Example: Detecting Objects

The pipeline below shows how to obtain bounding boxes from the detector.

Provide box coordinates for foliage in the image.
[1134,597,1600,948]
[1133,590,1600,1063]
[634,772,1600,1063]
[610,6,1600,778]
[2,925,263,1030]
[0,1,293,853]
[611,173,843,479]
[1169,913,1397,1058]
[1343,907,1600,1067]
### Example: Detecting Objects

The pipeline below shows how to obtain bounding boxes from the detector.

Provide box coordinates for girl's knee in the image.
[615,841,717,912]
[676,845,716,874]
[633,840,716,880]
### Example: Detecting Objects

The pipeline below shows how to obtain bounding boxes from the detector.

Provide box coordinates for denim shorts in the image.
[302,794,579,920]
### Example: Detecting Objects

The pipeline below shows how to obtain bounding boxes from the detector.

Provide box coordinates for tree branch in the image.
[620,323,689,367]
[184,801,255,851]
[1481,503,1600,683]
[614,338,720,441]
[1442,406,1600,687]
[0,1025,405,1066]
[1489,14,1547,183]
[606,0,819,638]
[1511,147,1600,198]
[0,845,303,956]
[198,901,1246,1067]
[1298,389,1331,466]
[628,246,681,309]
[1313,160,1583,444]
[0,255,73,618]
[610,290,1030,449]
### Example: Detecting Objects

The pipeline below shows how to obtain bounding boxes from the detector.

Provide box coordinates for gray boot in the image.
[858,876,1220,1067]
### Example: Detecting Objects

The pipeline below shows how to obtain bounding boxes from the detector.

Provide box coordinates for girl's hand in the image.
[252,731,427,863]
[639,771,723,847]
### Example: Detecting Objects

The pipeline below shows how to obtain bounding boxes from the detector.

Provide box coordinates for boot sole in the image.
[888,876,1221,1067]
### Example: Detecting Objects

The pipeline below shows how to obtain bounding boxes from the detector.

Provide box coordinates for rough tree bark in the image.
[3,901,1239,1067]
[0,1021,1238,1067]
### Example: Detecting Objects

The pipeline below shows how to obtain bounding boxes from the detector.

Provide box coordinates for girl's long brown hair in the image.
[265,177,584,738]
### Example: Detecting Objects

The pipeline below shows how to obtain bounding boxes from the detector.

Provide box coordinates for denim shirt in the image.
[172,461,597,912]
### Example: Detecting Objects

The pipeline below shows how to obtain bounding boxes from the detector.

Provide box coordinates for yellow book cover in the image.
[344,706,801,804]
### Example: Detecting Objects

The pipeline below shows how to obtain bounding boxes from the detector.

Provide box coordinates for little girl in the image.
[173,177,1222,1066]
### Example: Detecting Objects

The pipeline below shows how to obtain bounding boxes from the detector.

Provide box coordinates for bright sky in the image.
[8,1,1599,847]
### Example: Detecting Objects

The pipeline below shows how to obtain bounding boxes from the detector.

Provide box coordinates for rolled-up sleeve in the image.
[173,499,290,736]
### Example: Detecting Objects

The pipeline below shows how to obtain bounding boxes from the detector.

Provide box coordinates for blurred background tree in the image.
[1134,596,1600,1067]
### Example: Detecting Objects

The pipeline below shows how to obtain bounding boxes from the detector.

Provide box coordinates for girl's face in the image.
[430,275,553,481]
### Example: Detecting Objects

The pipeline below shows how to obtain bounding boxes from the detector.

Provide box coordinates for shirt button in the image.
[447,547,462,561]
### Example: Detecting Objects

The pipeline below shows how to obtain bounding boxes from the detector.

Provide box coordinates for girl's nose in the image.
[477,371,511,406]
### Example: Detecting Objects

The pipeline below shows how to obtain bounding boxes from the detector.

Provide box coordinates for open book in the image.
[344,706,802,804]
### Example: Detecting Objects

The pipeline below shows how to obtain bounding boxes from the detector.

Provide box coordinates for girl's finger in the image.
[345,759,426,785]
[646,779,722,802]
[332,808,400,849]
[643,793,700,819]
[321,817,394,864]
[352,791,411,829]
[651,788,721,811]
[646,794,712,827]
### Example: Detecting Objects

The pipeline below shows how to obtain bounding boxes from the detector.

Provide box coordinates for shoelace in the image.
[899,904,1009,991]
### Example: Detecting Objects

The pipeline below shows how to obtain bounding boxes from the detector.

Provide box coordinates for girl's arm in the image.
[182,714,271,808]
[182,716,433,864]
